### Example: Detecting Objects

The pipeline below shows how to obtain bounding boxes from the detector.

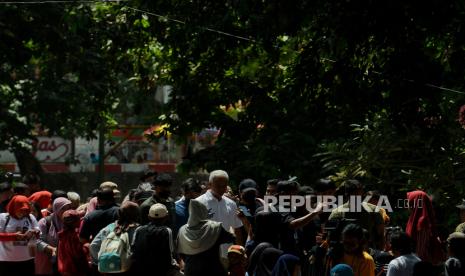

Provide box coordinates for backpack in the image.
[97,223,134,273]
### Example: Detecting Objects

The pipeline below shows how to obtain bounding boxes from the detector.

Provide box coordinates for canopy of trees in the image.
[2,0,465,211]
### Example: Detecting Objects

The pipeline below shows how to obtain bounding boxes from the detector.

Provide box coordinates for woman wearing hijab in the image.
[271,254,301,276]
[247,242,274,275]
[405,190,445,264]
[177,199,235,276]
[57,210,89,276]
[256,247,284,276]
[0,195,40,275]
[28,191,52,218]
[35,197,72,275]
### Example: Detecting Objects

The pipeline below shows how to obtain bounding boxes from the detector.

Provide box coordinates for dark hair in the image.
[97,188,115,202]
[90,188,99,198]
[298,186,315,196]
[343,179,364,196]
[314,178,336,193]
[153,173,173,187]
[182,178,202,193]
[276,180,299,194]
[128,189,138,202]
[266,179,279,186]
[342,223,364,240]
[390,231,413,255]
[22,173,40,185]
[52,190,68,202]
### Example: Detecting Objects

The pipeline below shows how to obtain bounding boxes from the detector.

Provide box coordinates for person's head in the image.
[13,183,31,197]
[384,226,402,252]
[53,197,72,222]
[0,182,13,203]
[28,190,52,210]
[239,179,258,204]
[118,201,140,225]
[140,170,157,184]
[22,173,41,193]
[342,223,365,255]
[209,170,229,198]
[366,190,381,205]
[153,173,173,199]
[97,188,116,206]
[314,178,337,196]
[276,180,299,196]
[100,181,121,200]
[447,232,465,258]
[228,245,247,268]
[456,199,465,222]
[7,195,31,219]
[67,192,80,210]
[265,179,278,196]
[134,190,154,205]
[330,264,354,276]
[148,203,168,225]
[52,190,68,203]
[181,178,202,200]
[62,209,81,230]
[390,231,413,257]
[343,179,364,197]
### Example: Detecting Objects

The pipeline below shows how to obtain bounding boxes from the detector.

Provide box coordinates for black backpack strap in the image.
[2,214,10,232]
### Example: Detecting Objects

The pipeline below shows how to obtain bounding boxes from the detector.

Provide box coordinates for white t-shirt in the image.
[196,190,242,259]
[386,253,421,276]
[0,213,39,262]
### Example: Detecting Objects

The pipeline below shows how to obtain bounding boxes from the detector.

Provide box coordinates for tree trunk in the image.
[13,147,44,177]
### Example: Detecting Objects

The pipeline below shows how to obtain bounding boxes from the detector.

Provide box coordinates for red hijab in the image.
[28,191,52,209]
[6,195,31,218]
[406,190,436,236]
[405,190,445,264]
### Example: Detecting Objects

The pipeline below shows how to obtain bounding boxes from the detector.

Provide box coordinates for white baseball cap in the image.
[148,203,168,219]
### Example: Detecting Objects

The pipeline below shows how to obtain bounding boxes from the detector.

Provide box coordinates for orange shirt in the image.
[342,251,375,276]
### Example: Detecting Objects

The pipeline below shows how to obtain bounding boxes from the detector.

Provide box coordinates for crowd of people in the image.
[0,170,464,276]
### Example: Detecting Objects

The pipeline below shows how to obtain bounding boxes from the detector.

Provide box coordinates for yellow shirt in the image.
[342,251,375,276]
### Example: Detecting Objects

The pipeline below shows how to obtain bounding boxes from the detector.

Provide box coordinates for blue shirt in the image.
[175,198,189,233]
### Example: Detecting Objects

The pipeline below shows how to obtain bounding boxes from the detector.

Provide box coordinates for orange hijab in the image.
[28,191,52,209]
[6,195,31,218]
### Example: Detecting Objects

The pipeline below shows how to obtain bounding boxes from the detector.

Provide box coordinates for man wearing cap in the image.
[132,203,178,275]
[99,181,121,201]
[455,199,465,233]
[79,188,119,243]
[139,173,176,228]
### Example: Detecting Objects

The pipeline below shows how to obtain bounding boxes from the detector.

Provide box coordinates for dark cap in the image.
[153,173,173,187]
[239,179,258,193]
[457,199,465,210]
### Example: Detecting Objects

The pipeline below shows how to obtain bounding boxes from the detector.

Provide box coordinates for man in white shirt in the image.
[386,231,421,276]
[196,170,244,263]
